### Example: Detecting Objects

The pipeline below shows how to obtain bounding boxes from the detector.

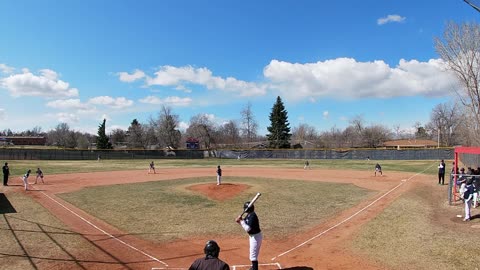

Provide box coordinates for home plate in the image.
[457,215,463,218]
[152,262,282,270]
[232,262,282,270]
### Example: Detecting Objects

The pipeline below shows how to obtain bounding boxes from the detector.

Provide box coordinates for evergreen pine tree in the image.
[266,96,291,148]
[96,119,113,149]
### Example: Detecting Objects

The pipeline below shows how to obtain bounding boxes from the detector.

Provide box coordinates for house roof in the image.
[383,139,438,147]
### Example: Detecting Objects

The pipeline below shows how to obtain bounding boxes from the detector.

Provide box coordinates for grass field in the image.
[58,177,375,242]
[3,158,444,176]
[3,158,475,270]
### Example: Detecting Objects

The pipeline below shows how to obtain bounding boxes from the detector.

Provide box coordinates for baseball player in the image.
[438,159,446,185]
[216,165,222,185]
[236,201,262,270]
[374,163,382,176]
[34,167,44,184]
[463,178,474,221]
[188,240,230,270]
[21,169,31,191]
[2,162,9,186]
[149,161,156,174]
[304,160,310,170]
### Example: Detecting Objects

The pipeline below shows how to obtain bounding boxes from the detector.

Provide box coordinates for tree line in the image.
[0,96,472,149]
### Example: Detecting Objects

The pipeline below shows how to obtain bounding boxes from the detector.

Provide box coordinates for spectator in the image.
[189,240,230,270]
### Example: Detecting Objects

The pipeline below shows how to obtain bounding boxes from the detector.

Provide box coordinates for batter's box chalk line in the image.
[152,262,282,270]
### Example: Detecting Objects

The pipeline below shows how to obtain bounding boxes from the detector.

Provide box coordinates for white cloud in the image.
[100,114,110,121]
[175,85,192,93]
[139,95,193,106]
[0,64,14,74]
[323,111,329,119]
[117,69,146,82]
[1,69,79,98]
[39,69,58,80]
[0,108,5,120]
[46,99,92,111]
[178,121,189,131]
[143,65,267,96]
[263,58,456,101]
[377,14,406,25]
[88,96,133,109]
[56,112,80,123]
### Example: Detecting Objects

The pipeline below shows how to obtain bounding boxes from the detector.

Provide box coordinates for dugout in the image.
[448,146,480,205]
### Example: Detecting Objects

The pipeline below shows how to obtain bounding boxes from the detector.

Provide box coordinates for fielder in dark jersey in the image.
[189,240,229,270]
[236,201,262,270]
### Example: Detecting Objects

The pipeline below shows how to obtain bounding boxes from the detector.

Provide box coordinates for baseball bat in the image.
[240,192,261,217]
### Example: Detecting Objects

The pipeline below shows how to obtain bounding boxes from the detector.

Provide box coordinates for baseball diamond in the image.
[0,159,479,270]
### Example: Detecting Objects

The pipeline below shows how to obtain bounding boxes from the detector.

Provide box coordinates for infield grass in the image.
[58,177,376,242]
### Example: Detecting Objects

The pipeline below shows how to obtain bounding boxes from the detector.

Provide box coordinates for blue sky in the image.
[0,0,478,135]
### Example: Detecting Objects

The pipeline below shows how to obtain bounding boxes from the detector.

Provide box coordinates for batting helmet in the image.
[243,201,254,213]
[204,240,220,258]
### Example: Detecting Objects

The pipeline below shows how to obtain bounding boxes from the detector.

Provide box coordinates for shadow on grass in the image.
[0,193,16,214]
[2,215,159,270]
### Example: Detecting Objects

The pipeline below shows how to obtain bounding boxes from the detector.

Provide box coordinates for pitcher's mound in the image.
[187,183,250,201]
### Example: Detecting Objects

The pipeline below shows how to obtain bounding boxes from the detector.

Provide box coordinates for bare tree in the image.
[151,106,182,149]
[426,102,463,146]
[362,125,392,148]
[240,102,258,144]
[292,124,318,148]
[414,122,430,140]
[110,128,127,147]
[218,120,241,148]
[318,126,344,148]
[347,115,365,146]
[435,21,480,145]
[126,119,147,149]
[186,114,217,150]
[47,123,75,148]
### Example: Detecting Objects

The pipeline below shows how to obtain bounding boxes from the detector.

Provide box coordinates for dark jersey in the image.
[244,212,261,235]
[217,168,222,176]
[189,257,230,270]
[2,165,9,176]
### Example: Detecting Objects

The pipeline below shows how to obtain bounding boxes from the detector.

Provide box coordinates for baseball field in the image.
[0,159,479,270]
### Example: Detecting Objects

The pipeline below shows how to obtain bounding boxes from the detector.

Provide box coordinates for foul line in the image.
[271,165,434,261]
[33,187,168,266]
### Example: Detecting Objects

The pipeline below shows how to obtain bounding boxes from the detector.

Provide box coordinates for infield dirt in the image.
[1,167,430,269]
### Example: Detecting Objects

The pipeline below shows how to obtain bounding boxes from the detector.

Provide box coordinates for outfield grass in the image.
[58,177,376,242]
[1,158,443,177]
[352,185,480,270]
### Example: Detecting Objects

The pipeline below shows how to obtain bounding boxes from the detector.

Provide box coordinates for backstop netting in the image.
[448,146,480,205]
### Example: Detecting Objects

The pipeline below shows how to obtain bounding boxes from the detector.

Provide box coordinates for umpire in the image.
[2,162,9,186]
[189,240,230,270]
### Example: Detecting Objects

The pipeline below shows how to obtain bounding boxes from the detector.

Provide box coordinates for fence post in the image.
[448,174,453,205]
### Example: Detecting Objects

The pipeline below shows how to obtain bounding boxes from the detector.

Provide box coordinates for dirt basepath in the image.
[11,167,428,269]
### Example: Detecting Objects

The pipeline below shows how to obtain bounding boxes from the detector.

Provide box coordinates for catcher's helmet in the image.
[243,201,254,213]
[204,240,220,258]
